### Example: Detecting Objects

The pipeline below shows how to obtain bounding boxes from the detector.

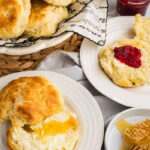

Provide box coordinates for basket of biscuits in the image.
[0,0,108,55]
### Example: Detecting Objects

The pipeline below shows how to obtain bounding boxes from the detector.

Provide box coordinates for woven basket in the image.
[0,34,83,77]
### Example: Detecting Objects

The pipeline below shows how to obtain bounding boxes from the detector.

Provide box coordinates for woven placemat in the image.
[0,34,83,77]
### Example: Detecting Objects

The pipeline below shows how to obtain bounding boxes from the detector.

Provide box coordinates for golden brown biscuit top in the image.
[31,0,48,11]
[43,0,76,6]
[134,14,150,45]
[30,0,65,22]
[0,0,20,29]
[30,0,49,21]
[0,76,64,127]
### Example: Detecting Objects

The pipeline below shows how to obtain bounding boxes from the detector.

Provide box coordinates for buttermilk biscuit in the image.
[7,111,80,150]
[99,39,150,87]
[43,0,76,6]
[0,76,64,127]
[25,0,69,38]
[134,14,150,45]
[0,0,31,39]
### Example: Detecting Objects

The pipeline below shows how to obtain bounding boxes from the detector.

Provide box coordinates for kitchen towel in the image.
[36,51,128,125]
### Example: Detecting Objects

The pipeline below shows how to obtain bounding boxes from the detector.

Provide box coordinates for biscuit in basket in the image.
[0,76,64,127]
[25,0,69,38]
[99,39,150,87]
[134,14,150,45]
[0,0,31,39]
[43,0,76,6]
[7,110,80,150]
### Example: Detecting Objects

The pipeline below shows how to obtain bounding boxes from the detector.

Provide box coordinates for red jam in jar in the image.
[114,46,142,68]
[117,0,150,16]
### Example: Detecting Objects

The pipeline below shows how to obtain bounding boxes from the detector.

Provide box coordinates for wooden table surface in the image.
[0,34,83,77]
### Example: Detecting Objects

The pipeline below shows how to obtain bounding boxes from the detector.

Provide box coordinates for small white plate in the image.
[80,16,150,108]
[105,108,150,150]
[0,71,104,150]
[0,32,73,55]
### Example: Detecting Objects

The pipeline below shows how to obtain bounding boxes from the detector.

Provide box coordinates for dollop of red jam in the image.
[114,46,142,68]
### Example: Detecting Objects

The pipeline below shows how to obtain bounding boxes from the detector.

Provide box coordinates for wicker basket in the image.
[0,34,83,77]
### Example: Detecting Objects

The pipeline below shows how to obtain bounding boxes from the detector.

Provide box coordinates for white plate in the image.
[80,16,150,108]
[0,71,104,150]
[105,108,150,150]
[0,32,73,55]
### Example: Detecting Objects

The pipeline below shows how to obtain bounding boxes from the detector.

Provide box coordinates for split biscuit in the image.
[0,76,64,127]
[99,39,150,87]
[134,14,150,45]
[7,110,80,150]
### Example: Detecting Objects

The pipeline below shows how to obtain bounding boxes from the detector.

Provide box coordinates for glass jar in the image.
[117,0,150,16]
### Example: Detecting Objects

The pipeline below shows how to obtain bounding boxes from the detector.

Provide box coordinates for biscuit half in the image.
[99,38,150,87]
[0,0,31,39]
[7,111,80,150]
[0,76,64,127]
[43,0,76,6]
[25,0,69,38]
[134,14,150,45]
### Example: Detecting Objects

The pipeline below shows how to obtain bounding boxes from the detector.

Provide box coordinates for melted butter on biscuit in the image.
[34,116,78,139]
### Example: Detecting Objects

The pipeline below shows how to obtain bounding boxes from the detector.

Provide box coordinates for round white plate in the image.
[0,71,104,150]
[105,108,150,150]
[80,16,150,108]
[0,32,73,55]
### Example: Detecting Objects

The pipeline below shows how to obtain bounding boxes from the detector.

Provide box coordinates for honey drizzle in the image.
[117,120,133,150]
[34,116,78,139]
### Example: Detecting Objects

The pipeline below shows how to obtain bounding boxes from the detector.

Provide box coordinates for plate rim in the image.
[80,16,150,108]
[0,70,104,150]
[104,107,150,150]
[0,32,73,55]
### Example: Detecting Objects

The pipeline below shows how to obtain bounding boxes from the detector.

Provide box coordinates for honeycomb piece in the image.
[130,143,150,150]
[124,120,150,145]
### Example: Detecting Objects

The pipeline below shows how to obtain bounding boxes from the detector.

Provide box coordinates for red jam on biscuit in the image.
[114,46,141,68]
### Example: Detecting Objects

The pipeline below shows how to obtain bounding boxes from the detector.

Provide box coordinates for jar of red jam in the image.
[117,0,150,16]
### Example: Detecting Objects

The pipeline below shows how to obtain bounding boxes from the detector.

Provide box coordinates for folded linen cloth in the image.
[36,51,128,125]
[36,51,128,149]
